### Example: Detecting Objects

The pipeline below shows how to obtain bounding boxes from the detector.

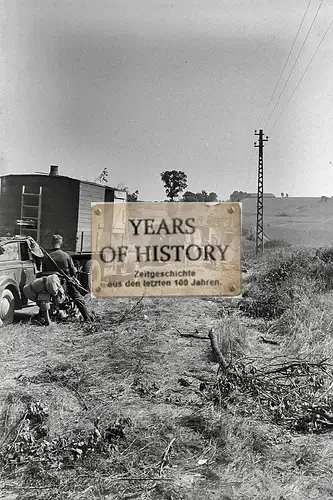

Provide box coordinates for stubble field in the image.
[242,197,333,246]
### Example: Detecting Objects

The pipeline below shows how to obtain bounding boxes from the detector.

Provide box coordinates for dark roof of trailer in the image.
[0,172,127,193]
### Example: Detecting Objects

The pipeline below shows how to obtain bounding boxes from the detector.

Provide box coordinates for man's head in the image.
[51,234,63,249]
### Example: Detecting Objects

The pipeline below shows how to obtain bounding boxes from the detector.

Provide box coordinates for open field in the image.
[242,197,333,246]
[0,257,333,500]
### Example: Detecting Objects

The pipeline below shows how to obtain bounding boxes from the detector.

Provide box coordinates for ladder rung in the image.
[20,185,42,243]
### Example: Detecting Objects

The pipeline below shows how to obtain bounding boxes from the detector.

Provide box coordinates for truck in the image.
[0,235,43,325]
[0,165,127,292]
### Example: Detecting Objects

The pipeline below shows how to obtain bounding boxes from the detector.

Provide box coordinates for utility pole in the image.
[254,129,268,257]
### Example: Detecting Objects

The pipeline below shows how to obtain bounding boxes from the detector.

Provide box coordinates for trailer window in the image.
[0,242,20,262]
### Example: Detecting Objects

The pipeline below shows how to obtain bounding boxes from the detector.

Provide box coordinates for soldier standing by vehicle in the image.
[42,234,91,322]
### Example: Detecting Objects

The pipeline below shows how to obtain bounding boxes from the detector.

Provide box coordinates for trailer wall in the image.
[0,175,80,251]
[76,182,106,252]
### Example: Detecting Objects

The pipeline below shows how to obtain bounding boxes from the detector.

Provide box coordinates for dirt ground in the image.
[0,295,332,500]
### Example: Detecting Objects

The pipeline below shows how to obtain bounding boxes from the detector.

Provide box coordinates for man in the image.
[42,234,91,321]
[23,273,66,326]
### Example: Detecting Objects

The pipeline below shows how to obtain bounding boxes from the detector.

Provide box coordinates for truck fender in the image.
[0,279,21,309]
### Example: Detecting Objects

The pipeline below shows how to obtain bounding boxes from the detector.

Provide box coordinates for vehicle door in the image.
[0,241,21,296]
[19,241,37,305]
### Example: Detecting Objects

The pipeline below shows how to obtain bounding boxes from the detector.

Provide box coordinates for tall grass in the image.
[241,246,333,319]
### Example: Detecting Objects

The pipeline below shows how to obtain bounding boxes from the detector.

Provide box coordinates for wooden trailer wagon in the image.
[0,165,127,291]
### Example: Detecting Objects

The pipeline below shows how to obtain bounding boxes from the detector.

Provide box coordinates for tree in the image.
[285,193,289,198]
[160,170,187,201]
[182,190,218,202]
[182,191,198,202]
[195,190,207,202]
[229,190,251,202]
[94,167,108,184]
[207,192,218,202]
[127,190,139,202]
[281,192,284,197]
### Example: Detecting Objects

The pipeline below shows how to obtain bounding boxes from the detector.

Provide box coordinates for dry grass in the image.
[0,289,332,499]
[270,289,333,362]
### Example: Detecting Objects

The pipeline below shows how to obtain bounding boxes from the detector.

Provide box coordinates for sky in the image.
[1,0,333,201]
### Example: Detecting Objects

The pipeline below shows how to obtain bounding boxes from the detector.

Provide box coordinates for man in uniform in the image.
[42,234,91,321]
[23,273,66,326]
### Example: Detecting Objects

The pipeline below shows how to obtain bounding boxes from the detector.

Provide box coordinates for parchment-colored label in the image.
[91,202,241,297]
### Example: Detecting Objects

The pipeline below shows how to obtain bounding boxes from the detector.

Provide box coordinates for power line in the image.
[244,143,256,190]
[246,97,261,188]
[264,0,324,129]
[259,0,312,127]
[268,17,333,134]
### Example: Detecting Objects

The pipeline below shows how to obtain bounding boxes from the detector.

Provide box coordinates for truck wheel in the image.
[81,260,101,293]
[0,289,15,326]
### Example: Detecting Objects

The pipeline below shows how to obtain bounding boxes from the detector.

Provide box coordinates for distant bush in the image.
[240,246,333,319]
[242,226,250,237]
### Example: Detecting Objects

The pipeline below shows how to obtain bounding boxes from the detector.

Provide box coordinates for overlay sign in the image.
[91,202,241,297]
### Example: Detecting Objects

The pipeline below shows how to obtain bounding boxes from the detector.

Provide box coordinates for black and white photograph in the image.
[1,1,333,498]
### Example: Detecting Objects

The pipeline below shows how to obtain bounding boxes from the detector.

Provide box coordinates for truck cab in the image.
[0,236,42,325]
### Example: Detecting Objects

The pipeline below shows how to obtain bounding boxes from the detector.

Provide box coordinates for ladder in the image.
[19,185,43,243]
